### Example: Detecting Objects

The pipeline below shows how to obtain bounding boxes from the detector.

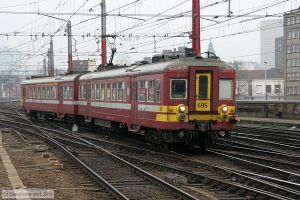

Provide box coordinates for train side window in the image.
[46,87,50,99]
[69,86,73,99]
[147,80,154,102]
[29,88,32,98]
[100,84,104,100]
[51,86,54,99]
[79,85,83,99]
[79,85,82,99]
[91,84,95,100]
[118,82,123,101]
[138,81,146,102]
[34,88,37,98]
[155,79,161,102]
[63,86,67,99]
[96,84,100,100]
[112,83,117,101]
[124,82,128,101]
[37,88,41,98]
[106,83,111,100]
[132,82,138,101]
[86,85,91,99]
[171,79,187,99]
[42,87,45,99]
[54,86,57,99]
[83,85,86,99]
[66,86,69,99]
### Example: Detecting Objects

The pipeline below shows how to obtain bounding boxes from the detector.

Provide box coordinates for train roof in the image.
[21,73,80,85]
[80,57,233,81]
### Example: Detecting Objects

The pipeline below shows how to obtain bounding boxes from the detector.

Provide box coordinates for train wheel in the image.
[146,130,163,145]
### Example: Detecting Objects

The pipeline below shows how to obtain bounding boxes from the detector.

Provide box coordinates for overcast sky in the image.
[0,0,300,72]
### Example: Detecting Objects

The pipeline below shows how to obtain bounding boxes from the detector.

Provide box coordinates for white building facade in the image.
[237,69,284,100]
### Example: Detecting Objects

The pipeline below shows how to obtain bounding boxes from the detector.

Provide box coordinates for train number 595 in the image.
[197,103,208,108]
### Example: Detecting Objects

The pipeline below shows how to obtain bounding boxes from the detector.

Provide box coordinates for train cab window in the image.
[199,76,208,99]
[219,80,233,100]
[147,80,155,102]
[171,79,187,99]
[106,84,111,100]
[96,84,100,100]
[155,79,161,102]
[112,83,117,101]
[100,84,105,100]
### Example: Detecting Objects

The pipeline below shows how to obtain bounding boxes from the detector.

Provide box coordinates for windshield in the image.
[171,79,187,99]
[219,79,233,100]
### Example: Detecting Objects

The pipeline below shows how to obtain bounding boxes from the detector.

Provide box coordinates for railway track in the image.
[0,112,198,200]
[237,125,300,149]
[52,133,300,199]
[1,110,300,199]
[34,126,300,200]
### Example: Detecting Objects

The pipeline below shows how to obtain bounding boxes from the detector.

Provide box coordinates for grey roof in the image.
[21,74,80,85]
[21,57,233,84]
[237,68,283,80]
[80,57,232,81]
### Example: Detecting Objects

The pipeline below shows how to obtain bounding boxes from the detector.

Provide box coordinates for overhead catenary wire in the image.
[1,0,299,73]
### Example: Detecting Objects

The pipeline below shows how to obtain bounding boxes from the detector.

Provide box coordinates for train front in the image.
[161,58,238,147]
[193,59,237,135]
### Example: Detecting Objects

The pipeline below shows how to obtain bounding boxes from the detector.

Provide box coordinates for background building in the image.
[284,8,300,100]
[275,37,285,69]
[260,19,283,68]
[237,68,284,100]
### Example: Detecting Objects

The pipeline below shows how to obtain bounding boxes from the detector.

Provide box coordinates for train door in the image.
[195,72,212,112]
[58,83,64,114]
[130,78,138,129]
[86,81,91,117]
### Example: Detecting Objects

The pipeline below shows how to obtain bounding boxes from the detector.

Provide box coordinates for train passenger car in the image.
[21,74,81,121]
[79,57,237,147]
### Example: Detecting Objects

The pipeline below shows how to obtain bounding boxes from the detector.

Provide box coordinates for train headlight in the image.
[179,106,186,113]
[222,106,228,113]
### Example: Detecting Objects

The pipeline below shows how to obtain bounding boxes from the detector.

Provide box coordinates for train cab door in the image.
[195,72,212,112]
[130,78,138,129]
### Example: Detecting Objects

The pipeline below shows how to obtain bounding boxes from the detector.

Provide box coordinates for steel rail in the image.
[0,122,130,199]
[0,116,199,200]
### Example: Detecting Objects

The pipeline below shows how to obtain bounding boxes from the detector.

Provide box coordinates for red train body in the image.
[21,57,238,148]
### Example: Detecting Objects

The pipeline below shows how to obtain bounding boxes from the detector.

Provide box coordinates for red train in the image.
[21,57,238,148]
